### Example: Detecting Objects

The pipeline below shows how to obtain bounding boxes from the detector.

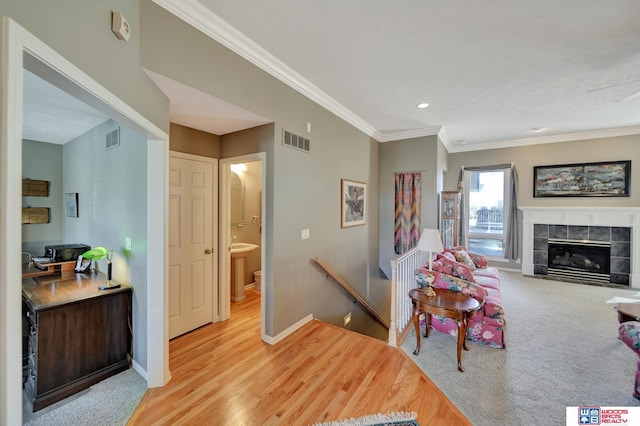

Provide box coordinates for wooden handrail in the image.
[313,257,390,330]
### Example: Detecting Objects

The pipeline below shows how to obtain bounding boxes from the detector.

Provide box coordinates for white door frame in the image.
[219,153,266,338]
[1,18,169,425]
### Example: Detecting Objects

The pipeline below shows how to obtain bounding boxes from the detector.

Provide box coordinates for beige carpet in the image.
[23,368,146,425]
[401,270,640,426]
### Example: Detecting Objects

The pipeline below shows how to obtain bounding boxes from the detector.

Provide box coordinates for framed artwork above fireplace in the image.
[533,160,631,197]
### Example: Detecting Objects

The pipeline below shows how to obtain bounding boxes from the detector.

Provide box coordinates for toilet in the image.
[254,270,261,291]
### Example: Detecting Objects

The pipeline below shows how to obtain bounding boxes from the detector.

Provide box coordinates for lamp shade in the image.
[416,228,444,254]
[82,246,108,261]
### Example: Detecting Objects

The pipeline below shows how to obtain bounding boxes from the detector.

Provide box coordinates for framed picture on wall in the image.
[533,160,631,197]
[66,193,79,217]
[341,179,366,228]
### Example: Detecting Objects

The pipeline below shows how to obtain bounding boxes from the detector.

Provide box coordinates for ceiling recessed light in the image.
[417,102,429,109]
[531,127,545,133]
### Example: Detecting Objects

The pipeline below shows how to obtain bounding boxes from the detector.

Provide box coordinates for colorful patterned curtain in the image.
[394,172,421,254]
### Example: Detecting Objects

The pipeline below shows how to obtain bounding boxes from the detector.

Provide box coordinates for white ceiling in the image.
[155,0,640,152]
[23,69,110,144]
[23,1,640,152]
[144,69,272,136]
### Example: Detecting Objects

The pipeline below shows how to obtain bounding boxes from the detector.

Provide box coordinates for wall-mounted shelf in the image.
[22,207,50,224]
[22,179,49,197]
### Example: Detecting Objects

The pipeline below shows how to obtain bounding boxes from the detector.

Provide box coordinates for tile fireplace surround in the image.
[520,207,640,288]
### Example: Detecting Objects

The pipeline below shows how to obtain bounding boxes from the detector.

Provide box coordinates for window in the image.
[465,169,510,257]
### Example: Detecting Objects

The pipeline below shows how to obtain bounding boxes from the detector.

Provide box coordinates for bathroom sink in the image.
[230,243,258,259]
[230,243,258,302]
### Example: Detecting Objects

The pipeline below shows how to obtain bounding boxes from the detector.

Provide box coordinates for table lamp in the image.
[416,228,444,297]
[82,247,120,290]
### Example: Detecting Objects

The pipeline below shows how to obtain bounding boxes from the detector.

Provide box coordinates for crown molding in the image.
[373,125,442,143]
[153,1,640,151]
[152,0,377,138]
[437,127,451,149]
[447,125,640,153]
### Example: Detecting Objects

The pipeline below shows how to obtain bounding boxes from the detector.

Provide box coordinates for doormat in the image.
[313,411,419,426]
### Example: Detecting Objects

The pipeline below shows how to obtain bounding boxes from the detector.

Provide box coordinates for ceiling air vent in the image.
[283,129,310,153]
[106,127,120,151]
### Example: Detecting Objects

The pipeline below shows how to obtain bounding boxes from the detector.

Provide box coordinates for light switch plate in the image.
[301,229,310,240]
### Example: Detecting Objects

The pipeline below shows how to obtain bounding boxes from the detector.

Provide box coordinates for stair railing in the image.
[312,257,389,330]
[389,247,429,347]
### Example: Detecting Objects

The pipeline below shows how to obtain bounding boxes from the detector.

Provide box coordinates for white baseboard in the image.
[132,359,148,384]
[262,314,314,345]
[496,267,522,273]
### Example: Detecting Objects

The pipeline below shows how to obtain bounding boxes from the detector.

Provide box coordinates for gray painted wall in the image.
[63,120,149,368]
[21,140,63,254]
[141,2,384,338]
[378,136,440,276]
[170,123,220,158]
[0,0,169,131]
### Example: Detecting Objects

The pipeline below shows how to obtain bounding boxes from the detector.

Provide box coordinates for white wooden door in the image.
[169,153,218,338]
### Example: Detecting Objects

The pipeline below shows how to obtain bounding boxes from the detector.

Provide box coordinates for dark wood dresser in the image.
[22,270,132,411]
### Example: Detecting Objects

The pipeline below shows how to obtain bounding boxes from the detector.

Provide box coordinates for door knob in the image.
[204,249,212,254]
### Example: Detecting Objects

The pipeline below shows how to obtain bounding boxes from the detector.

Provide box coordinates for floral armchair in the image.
[619,321,640,399]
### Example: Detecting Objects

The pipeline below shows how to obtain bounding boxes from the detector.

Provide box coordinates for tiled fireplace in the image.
[520,207,640,288]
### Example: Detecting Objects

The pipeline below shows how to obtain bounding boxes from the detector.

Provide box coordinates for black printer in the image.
[44,244,91,262]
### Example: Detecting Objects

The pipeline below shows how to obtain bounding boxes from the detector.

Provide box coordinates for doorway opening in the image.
[2,18,169,424]
[220,154,266,339]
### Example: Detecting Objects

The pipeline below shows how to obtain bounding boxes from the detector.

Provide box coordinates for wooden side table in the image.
[615,303,640,323]
[409,287,482,372]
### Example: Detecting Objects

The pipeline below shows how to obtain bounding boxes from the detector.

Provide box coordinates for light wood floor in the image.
[128,289,470,425]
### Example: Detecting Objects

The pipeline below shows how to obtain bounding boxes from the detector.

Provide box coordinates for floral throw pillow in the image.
[440,257,476,282]
[431,260,455,277]
[451,249,477,270]
[437,251,457,263]
[468,252,488,269]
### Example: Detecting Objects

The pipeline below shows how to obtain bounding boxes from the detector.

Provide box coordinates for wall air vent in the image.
[106,127,120,150]
[283,129,310,153]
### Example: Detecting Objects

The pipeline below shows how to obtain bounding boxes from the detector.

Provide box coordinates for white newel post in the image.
[389,259,398,347]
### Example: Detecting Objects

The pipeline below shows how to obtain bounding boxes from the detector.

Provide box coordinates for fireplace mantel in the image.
[520,206,640,287]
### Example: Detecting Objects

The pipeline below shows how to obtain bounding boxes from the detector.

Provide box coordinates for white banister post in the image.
[388,259,398,347]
